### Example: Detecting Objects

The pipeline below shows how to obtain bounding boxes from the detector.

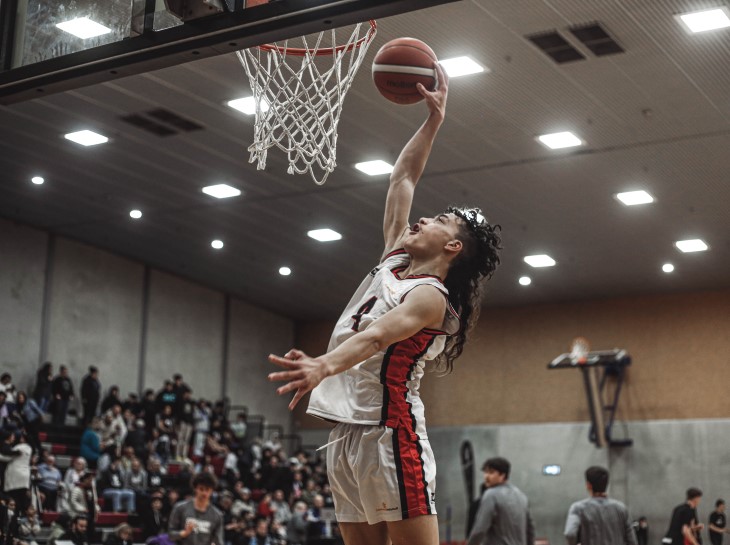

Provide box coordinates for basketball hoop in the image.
[236,20,377,185]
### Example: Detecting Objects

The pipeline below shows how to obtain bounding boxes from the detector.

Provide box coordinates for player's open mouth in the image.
[410,223,420,234]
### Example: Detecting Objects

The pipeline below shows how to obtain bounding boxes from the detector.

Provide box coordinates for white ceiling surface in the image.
[1,0,730,320]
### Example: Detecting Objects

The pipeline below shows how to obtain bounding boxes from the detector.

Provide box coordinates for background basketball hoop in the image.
[236,20,377,185]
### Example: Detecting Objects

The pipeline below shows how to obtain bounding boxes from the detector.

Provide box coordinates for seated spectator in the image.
[60,515,89,545]
[1,498,22,545]
[103,523,133,545]
[269,490,292,527]
[286,501,309,545]
[100,406,127,452]
[141,390,157,435]
[231,484,255,518]
[249,517,280,545]
[155,406,176,464]
[146,457,165,490]
[100,386,121,415]
[306,494,326,541]
[125,419,148,462]
[124,457,148,501]
[46,512,72,545]
[18,505,42,545]
[0,373,17,412]
[59,457,87,512]
[37,454,63,510]
[99,458,136,513]
[218,491,236,545]
[68,472,98,520]
[119,446,135,473]
[141,493,168,540]
[230,413,247,446]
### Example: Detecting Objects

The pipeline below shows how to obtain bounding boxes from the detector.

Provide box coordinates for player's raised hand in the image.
[417,61,448,119]
[268,350,328,410]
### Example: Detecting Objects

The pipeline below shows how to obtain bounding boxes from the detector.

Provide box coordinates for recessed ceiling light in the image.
[439,56,487,78]
[279,267,292,276]
[307,228,342,242]
[662,263,675,273]
[615,190,654,206]
[677,7,730,34]
[524,254,556,268]
[202,184,242,199]
[675,239,708,253]
[211,239,224,249]
[354,160,394,176]
[227,96,270,116]
[537,131,583,150]
[519,276,532,286]
[129,209,142,219]
[56,17,112,39]
[31,176,44,185]
[64,130,108,146]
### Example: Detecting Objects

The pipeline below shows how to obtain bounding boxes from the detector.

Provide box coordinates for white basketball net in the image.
[236,22,377,185]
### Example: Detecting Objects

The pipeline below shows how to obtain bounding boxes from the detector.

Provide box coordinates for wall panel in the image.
[227,298,294,431]
[145,270,224,400]
[0,218,47,391]
[47,238,144,397]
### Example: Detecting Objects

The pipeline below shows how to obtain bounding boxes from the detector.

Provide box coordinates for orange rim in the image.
[258,20,377,56]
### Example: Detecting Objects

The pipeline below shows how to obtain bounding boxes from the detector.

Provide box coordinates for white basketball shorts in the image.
[325,422,437,524]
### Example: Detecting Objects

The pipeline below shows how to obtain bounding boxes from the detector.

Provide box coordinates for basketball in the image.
[372,37,438,105]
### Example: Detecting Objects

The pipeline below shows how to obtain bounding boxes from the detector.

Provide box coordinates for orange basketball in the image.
[372,38,438,105]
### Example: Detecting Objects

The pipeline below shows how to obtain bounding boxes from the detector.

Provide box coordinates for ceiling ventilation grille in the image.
[526,31,585,64]
[569,22,624,57]
[527,22,625,64]
[120,108,204,136]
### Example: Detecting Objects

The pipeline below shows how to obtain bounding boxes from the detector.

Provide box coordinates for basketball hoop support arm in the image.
[547,349,633,448]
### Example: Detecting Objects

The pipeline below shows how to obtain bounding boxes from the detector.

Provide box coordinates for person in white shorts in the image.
[268,63,502,545]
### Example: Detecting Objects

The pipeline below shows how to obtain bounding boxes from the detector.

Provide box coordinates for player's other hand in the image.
[268,349,329,410]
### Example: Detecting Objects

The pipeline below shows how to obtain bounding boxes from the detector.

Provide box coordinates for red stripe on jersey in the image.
[380,331,437,428]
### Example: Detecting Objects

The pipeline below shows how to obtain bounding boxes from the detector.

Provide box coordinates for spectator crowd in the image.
[0,363,336,545]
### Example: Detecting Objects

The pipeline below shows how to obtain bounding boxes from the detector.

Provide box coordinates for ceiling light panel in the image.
[537,131,583,149]
[524,254,556,267]
[308,228,342,242]
[64,130,108,146]
[675,239,708,253]
[677,8,730,33]
[202,184,242,199]
[439,56,487,78]
[227,96,269,115]
[355,160,394,176]
[615,190,654,206]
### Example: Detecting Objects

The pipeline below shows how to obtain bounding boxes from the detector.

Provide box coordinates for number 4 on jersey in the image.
[351,296,377,331]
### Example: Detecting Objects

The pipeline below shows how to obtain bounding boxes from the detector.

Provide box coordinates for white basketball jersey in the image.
[307,249,460,437]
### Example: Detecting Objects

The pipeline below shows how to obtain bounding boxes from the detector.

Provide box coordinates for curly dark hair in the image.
[436,206,502,372]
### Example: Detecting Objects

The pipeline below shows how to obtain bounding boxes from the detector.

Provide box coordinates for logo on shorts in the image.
[375,502,399,512]
[431,492,436,504]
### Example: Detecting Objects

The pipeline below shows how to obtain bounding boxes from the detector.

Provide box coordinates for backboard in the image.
[0,0,461,104]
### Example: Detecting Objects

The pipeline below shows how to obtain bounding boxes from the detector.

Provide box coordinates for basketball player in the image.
[268,62,502,545]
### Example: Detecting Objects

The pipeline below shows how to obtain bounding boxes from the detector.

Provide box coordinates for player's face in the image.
[404,213,461,255]
[484,468,507,488]
[195,485,213,504]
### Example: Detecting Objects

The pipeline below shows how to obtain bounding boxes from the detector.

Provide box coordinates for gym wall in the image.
[294,287,730,428]
[0,218,294,429]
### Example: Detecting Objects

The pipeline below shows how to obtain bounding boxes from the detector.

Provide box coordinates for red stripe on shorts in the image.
[393,426,432,518]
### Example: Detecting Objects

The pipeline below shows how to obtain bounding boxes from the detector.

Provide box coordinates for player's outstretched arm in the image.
[268,284,446,410]
[382,62,449,258]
